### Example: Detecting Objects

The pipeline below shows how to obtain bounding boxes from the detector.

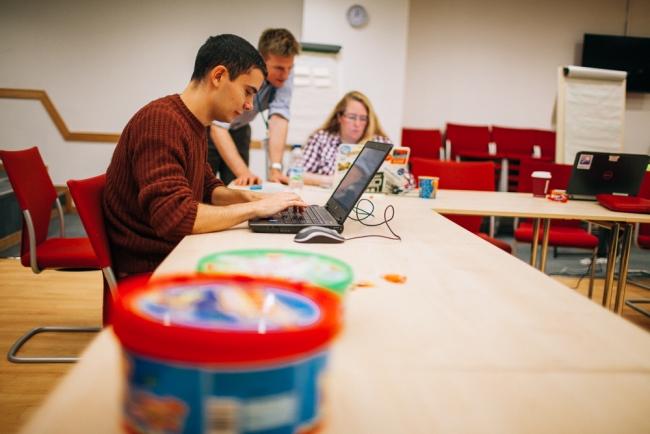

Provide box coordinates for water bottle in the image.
[288,144,305,189]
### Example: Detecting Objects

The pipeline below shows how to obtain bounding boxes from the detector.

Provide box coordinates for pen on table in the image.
[250,185,262,190]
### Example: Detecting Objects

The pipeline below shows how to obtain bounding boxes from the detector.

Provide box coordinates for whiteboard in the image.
[556,66,627,164]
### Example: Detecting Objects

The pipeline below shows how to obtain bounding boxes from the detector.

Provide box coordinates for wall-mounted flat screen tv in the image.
[581,33,650,93]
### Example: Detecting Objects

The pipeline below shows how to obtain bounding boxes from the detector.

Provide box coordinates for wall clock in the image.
[346,5,368,28]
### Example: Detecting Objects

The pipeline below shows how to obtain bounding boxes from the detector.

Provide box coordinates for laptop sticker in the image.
[577,154,593,170]
[609,155,620,162]
[391,148,409,165]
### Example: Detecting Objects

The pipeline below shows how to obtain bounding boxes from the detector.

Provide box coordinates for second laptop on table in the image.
[566,151,649,201]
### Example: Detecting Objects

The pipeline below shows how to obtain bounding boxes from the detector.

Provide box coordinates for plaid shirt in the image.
[302,130,392,176]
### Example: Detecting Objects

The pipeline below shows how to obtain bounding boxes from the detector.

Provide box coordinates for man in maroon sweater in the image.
[104,34,306,277]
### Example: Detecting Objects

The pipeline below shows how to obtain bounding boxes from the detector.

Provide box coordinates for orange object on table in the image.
[383,274,407,284]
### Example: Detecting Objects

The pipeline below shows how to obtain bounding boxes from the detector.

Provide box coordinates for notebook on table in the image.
[248,141,394,234]
[566,151,649,200]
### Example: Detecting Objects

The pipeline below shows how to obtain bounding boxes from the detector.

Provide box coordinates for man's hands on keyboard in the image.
[279,206,325,224]
[255,192,308,218]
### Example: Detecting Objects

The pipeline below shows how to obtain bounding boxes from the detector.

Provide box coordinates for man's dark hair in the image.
[191,34,267,82]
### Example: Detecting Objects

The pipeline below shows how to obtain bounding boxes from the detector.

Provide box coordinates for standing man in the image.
[104,34,306,278]
[207,28,300,186]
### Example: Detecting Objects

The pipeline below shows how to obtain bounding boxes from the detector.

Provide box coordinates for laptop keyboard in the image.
[280,206,325,224]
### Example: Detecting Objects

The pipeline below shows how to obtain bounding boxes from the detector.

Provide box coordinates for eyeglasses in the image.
[341,113,369,123]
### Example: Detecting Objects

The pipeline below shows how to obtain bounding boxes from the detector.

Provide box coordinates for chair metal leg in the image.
[627,279,650,291]
[7,326,101,363]
[625,300,650,318]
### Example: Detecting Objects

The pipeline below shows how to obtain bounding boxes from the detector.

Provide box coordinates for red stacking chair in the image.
[513,159,598,259]
[491,126,536,158]
[445,123,504,192]
[625,172,650,301]
[492,126,537,192]
[532,129,556,162]
[410,158,512,253]
[68,174,117,326]
[401,128,444,160]
[635,172,650,246]
[445,123,497,160]
[0,147,100,363]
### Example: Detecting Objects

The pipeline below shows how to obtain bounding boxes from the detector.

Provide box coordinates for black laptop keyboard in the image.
[280,206,325,224]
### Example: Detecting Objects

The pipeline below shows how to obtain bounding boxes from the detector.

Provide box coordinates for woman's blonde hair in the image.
[315,91,387,144]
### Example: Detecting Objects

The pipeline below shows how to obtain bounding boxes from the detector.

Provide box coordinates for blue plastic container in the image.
[112,274,341,434]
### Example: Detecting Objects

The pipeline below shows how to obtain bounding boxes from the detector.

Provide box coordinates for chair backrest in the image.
[517,159,572,193]
[410,158,494,232]
[491,126,535,157]
[0,147,59,264]
[532,129,556,160]
[401,128,443,160]
[67,174,117,292]
[637,172,650,241]
[445,123,491,159]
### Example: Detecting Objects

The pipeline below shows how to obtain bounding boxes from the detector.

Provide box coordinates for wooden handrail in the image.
[0,87,274,149]
[0,88,121,143]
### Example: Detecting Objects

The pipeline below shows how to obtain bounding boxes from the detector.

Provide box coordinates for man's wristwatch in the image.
[270,162,283,171]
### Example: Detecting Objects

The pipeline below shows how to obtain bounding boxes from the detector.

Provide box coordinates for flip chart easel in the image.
[556,66,627,164]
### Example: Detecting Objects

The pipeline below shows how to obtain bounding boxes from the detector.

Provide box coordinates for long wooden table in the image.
[424,189,650,313]
[19,189,650,433]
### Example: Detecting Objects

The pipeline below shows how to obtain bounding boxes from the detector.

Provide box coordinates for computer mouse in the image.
[294,226,345,244]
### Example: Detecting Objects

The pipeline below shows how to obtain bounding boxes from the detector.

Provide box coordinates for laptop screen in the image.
[327,142,393,221]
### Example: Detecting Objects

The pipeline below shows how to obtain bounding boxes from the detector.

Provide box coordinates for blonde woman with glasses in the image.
[301,91,391,186]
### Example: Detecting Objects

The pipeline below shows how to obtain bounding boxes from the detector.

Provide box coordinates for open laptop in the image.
[249,141,394,233]
[566,151,650,200]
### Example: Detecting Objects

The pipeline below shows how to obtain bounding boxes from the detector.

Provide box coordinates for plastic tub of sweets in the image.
[197,249,354,299]
[112,273,342,434]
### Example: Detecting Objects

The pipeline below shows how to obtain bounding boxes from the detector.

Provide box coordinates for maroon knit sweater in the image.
[104,94,224,275]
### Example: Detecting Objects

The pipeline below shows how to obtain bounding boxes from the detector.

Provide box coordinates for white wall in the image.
[403,0,650,155]
[0,0,302,184]
[2,0,649,186]
[301,0,410,145]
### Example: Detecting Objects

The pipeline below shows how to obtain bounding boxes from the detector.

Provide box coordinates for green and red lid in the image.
[196,249,353,298]
[112,274,342,365]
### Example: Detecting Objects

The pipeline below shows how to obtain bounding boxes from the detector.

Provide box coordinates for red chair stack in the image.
[401,128,444,160]
[445,123,504,192]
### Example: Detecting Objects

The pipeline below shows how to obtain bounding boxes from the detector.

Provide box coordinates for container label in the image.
[206,393,298,433]
[123,351,329,434]
[135,283,321,332]
[206,398,239,434]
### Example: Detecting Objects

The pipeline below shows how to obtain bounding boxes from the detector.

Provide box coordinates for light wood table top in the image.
[425,189,650,223]
[19,189,650,433]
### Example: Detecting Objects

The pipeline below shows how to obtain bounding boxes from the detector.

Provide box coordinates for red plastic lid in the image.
[112,274,342,365]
